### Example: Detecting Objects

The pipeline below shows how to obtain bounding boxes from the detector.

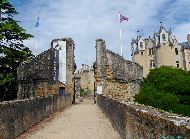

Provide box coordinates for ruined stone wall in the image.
[17,38,75,99]
[74,75,81,96]
[17,48,56,98]
[97,95,190,139]
[0,95,71,139]
[65,38,75,100]
[95,39,143,101]
[78,70,94,93]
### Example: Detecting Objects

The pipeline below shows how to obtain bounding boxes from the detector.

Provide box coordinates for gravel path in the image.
[18,99,121,139]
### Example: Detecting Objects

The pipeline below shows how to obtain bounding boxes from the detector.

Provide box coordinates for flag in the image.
[120,13,129,23]
[35,17,39,27]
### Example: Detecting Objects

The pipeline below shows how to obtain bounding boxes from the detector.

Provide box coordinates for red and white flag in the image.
[118,13,129,56]
[120,13,129,23]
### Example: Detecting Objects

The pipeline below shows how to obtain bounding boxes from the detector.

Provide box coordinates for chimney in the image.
[187,34,190,43]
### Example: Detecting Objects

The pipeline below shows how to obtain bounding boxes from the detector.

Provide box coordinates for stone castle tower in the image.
[131,26,190,77]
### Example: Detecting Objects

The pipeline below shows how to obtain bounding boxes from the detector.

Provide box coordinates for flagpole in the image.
[119,13,123,56]
[35,27,38,57]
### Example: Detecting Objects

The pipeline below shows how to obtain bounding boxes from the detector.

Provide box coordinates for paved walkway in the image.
[18,99,121,139]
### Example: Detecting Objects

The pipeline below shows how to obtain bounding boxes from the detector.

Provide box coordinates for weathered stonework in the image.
[97,95,190,139]
[0,95,71,139]
[77,68,94,93]
[74,74,81,96]
[95,39,143,101]
[17,38,75,100]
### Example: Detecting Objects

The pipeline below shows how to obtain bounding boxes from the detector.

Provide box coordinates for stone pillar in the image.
[66,38,75,101]
[95,39,107,93]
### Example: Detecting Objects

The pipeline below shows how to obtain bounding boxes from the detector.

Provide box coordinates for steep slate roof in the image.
[180,42,190,49]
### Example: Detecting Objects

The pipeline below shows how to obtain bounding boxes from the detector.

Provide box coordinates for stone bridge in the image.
[0,38,189,139]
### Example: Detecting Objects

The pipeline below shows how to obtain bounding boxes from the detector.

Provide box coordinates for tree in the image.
[0,0,33,101]
[135,66,190,117]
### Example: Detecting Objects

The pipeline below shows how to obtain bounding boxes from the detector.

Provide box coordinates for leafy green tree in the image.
[135,66,190,116]
[0,0,33,101]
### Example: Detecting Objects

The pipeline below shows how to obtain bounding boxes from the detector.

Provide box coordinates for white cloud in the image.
[10,0,190,68]
[174,23,190,43]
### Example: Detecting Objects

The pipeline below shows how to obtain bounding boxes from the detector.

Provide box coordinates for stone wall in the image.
[0,95,71,139]
[78,69,94,93]
[95,39,143,101]
[17,38,75,100]
[74,75,81,96]
[17,48,56,98]
[97,95,190,139]
[64,38,75,99]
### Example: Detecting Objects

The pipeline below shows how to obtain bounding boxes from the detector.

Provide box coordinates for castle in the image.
[131,25,190,77]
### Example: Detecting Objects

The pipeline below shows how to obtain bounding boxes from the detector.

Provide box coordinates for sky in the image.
[9,0,190,69]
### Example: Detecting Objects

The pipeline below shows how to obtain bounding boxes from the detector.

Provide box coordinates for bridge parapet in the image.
[0,94,71,139]
[97,95,190,139]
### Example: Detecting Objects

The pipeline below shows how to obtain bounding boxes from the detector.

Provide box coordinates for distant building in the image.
[180,34,190,71]
[75,64,95,95]
[131,25,190,77]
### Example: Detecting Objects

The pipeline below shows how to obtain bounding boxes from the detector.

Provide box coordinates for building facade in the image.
[131,26,190,77]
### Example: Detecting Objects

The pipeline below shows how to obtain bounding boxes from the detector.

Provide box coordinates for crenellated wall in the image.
[95,39,143,101]
[97,95,190,139]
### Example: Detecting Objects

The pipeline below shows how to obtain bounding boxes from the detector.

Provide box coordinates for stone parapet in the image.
[97,95,190,139]
[0,95,71,139]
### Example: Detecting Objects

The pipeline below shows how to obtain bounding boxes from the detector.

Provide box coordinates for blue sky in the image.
[9,0,190,69]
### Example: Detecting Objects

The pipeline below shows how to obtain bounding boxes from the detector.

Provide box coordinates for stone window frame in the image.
[140,42,143,48]
[149,48,154,56]
[162,34,166,41]
[149,60,155,68]
[175,48,178,55]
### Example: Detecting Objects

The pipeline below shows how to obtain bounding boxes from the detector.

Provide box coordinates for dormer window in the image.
[162,34,166,41]
[140,42,143,48]
[175,48,178,55]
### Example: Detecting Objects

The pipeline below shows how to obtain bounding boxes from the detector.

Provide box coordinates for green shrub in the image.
[80,88,91,97]
[135,66,190,117]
